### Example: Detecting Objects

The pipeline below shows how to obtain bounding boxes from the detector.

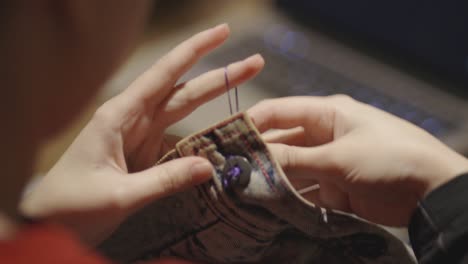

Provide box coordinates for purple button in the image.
[222,156,251,189]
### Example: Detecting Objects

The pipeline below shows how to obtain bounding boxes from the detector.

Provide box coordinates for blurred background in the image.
[35,0,468,175]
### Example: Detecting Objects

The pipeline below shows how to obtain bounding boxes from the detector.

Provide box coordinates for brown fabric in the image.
[99,113,415,263]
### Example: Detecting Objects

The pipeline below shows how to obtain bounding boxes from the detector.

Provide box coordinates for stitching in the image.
[180,131,243,153]
[180,115,244,147]
[238,132,275,190]
[179,124,276,192]
[180,128,275,190]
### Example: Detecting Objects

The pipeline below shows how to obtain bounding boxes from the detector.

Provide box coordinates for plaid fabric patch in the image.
[99,113,415,263]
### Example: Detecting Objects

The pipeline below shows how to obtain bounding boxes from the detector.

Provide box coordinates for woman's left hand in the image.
[20,24,264,245]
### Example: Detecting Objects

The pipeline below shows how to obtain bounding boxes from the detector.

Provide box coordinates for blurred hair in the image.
[0,1,18,32]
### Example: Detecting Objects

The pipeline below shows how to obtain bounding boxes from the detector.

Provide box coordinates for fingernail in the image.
[245,53,265,67]
[213,23,229,30]
[191,161,213,184]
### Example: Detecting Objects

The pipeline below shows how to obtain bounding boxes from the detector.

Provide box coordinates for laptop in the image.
[205,0,468,155]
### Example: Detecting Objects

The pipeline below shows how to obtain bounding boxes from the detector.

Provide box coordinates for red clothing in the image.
[0,224,193,264]
[0,224,110,264]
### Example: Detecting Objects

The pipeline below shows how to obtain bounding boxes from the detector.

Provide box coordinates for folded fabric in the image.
[99,113,415,263]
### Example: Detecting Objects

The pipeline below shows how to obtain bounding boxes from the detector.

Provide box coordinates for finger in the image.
[131,54,264,169]
[262,127,306,145]
[267,143,340,181]
[161,53,265,125]
[295,182,351,212]
[269,142,352,213]
[271,143,351,212]
[123,157,213,209]
[124,23,230,105]
[247,96,336,145]
[318,181,351,212]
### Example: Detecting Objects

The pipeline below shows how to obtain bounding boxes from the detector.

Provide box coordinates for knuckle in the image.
[176,84,197,104]
[108,183,131,210]
[284,148,296,170]
[92,102,116,125]
[323,150,340,169]
[178,42,201,62]
[256,98,276,109]
[157,166,179,196]
[283,146,299,170]
[159,58,178,79]
[190,44,203,58]
[91,99,127,134]
[326,94,356,120]
[323,145,348,174]
[328,94,355,104]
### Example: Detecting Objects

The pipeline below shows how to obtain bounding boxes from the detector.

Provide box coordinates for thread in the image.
[224,66,239,115]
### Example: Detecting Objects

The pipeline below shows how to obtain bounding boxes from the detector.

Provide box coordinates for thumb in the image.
[269,143,351,211]
[124,157,213,209]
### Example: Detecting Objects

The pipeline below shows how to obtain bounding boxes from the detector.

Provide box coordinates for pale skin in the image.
[20,25,266,246]
[248,96,468,226]
[1,2,265,263]
[1,0,267,247]
[2,0,468,263]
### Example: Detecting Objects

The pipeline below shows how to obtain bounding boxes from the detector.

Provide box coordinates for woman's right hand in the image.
[248,95,468,226]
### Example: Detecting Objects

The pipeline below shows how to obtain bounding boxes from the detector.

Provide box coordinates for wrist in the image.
[420,152,468,198]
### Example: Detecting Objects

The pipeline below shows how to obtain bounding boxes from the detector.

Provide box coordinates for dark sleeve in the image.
[409,173,468,264]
